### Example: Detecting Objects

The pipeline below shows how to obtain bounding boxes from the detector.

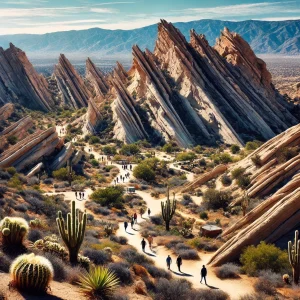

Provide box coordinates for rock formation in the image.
[54,54,91,109]
[206,123,300,266]
[50,142,73,170]
[0,43,54,111]
[84,98,103,134]
[0,127,60,171]
[86,58,109,99]
[0,103,14,121]
[26,162,43,177]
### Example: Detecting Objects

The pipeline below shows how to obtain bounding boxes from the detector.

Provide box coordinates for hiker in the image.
[147,235,153,250]
[200,265,207,285]
[79,192,82,199]
[176,255,182,272]
[75,191,78,199]
[82,192,85,199]
[116,177,119,183]
[166,255,172,270]
[130,165,132,171]
[131,218,134,229]
[123,177,124,182]
[124,221,128,232]
[134,212,137,224]
[141,238,146,252]
[148,208,151,217]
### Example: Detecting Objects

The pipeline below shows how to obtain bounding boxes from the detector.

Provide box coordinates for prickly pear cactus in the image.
[10,253,53,293]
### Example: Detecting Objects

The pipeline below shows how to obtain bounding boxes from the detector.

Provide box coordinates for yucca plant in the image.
[78,266,119,299]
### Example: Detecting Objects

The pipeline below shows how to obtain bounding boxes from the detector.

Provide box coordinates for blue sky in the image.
[0,0,299,35]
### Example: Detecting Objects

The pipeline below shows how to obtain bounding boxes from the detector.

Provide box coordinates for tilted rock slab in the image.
[26,162,43,177]
[84,98,103,134]
[50,142,74,170]
[0,44,54,111]
[0,103,14,121]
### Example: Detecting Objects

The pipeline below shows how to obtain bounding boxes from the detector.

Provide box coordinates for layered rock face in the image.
[107,20,298,146]
[0,103,14,121]
[54,54,91,109]
[206,123,300,266]
[86,58,109,99]
[84,98,103,134]
[0,44,54,111]
[0,127,60,171]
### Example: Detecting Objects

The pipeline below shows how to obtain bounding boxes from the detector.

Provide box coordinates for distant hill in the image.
[0,19,300,57]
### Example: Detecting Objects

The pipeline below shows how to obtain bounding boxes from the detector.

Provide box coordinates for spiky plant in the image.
[0,217,29,248]
[78,266,119,299]
[56,200,87,264]
[161,187,177,231]
[288,230,300,284]
[10,253,53,293]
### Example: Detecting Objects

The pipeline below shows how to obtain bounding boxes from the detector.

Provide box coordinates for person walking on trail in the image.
[134,212,137,224]
[200,265,207,285]
[75,191,78,199]
[166,255,172,270]
[141,238,146,252]
[79,192,82,199]
[176,255,182,272]
[116,177,119,183]
[82,192,85,199]
[124,221,128,232]
[147,235,153,250]
[148,208,151,217]
[130,165,132,171]
[131,218,134,229]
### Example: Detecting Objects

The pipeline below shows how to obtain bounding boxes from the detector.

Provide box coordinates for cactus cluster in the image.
[10,253,53,293]
[34,239,68,260]
[288,230,300,284]
[56,200,87,263]
[0,217,29,247]
[161,187,177,231]
[29,218,44,228]
[104,223,114,237]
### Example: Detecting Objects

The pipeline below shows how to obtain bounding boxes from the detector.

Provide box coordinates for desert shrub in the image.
[7,174,23,189]
[215,263,240,279]
[231,167,245,179]
[180,194,193,206]
[278,146,298,162]
[221,174,232,186]
[108,262,132,285]
[240,242,289,276]
[162,143,175,153]
[83,249,111,265]
[28,176,39,186]
[176,152,196,161]
[142,263,171,279]
[199,211,208,220]
[258,270,284,288]
[90,186,124,208]
[0,251,12,272]
[203,188,231,210]
[150,215,163,225]
[102,146,117,155]
[236,175,251,189]
[245,140,262,151]
[43,178,54,185]
[191,289,229,300]
[188,237,221,252]
[176,249,199,260]
[120,249,152,265]
[154,278,192,299]
[254,279,276,296]
[212,153,233,164]
[110,235,128,245]
[7,135,18,145]
[52,167,69,181]
[91,159,99,167]
[133,164,155,181]
[251,154,262,167]
[45,253,68,282]
[6,167,16,175]
[89,136,100,144]
[15,203,28,212]
[120,144,140,155]
[230,144,240,154]
[27,229,43,242]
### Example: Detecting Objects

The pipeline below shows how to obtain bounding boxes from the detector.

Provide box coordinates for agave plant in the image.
[78,266,119,299]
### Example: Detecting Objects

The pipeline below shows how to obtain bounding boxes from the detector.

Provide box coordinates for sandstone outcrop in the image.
[0,127,60,171]
[26,162,43,177]
[0,103,14,121]
[84,98,103,134]
[86,58,109,99]
[54,54,91,109]
[50,142,73,170]
[0,44,54,111]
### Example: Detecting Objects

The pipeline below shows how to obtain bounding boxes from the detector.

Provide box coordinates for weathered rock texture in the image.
[0,103,14,121]
[54,54,91,109]
[207,123,300,266]
[50,142,73,170]
[84,98,103,134]
[0,127,60,171]
[107,20,298,146]
[0,44,54,111]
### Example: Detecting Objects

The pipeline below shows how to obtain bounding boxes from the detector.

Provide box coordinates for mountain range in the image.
[0,19,300,57]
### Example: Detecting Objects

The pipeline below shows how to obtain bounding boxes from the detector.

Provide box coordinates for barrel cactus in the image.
[10,253,53,293]
[0,217,29,248]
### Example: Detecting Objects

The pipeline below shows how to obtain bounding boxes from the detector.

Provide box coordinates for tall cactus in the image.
[56,200,87,264]
[161,187,177,231]
[10,253,53,293]
[288,230,300,284]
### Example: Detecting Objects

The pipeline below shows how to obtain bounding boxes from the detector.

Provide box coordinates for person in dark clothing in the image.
[124,221,128,232]
[166,255,172,270]
[134,212,137,224]
[75,191,78,199]
[148,208,151,217]
[200,265,207,285]
[130,165,132,171]
[141,238,146,252]
[79,192,82,199]
[131,218,134,229]
[176,255,182,272]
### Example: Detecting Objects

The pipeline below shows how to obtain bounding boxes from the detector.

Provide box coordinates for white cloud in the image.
[90,8,118,13]
[17,19,107,26]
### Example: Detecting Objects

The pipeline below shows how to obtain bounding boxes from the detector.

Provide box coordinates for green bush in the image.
[199,211,208,220]
[231,167,245,179]
[133,164,155,182]
[240,242,289,276]
[102,146,116,155]
[6,167,17,176]
[278,147,298,163]
[7,135,18,145]
[193,145,202,154]
[7,174,23,189]
[230,144,240,154]
[162,143,174,153]
[176,152,197,161]
[119,144,140,156]
[245,140,262,151]
[52,168,70,181]
[236,175,251,189]
[221,174,232,186]
[251,154,262,167]
[89,136,100,144]
[203,189,231,210]
[212,153,233,164]
[90,186,124,208]
[91,159,99,167]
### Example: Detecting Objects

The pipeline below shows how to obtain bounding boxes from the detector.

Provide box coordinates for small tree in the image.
[161,188,177,231]
[7,135,18,145]
[133,164,155,182]
[230,144,240,154]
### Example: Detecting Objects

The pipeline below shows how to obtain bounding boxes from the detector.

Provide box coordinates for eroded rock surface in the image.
[0,103,14,121]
